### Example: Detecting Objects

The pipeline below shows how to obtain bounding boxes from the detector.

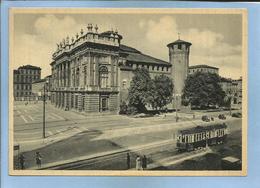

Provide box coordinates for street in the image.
[13,102,242,170]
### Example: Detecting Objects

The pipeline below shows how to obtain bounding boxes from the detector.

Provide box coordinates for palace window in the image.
[76,68,80,86]
[99,66,109,88]
[84,66,87,86]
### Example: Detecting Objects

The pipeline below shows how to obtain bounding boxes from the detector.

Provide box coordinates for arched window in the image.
[99,66,108,88]
[76,68,80,86]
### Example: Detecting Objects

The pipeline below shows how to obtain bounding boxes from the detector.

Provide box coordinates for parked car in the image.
[232,112,242,118]
[218,114,226,120]
[202,115,210,122]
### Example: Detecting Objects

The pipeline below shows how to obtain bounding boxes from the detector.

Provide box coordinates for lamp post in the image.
[43,83,46,138]
[42,80,49,139]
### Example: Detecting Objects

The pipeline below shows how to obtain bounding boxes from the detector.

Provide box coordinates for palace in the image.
[50,24,191,113]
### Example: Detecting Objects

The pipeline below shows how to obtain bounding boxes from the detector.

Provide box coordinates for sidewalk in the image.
[129,148,212,170]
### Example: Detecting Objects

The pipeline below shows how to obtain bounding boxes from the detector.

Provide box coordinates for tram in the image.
[176,123,228,152]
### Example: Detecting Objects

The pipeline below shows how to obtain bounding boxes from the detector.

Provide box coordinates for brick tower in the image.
[167,36,192,108]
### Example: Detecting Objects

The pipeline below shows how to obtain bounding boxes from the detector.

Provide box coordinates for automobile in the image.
[202,115,210,122]
[232,112,242,118]
[218,114,226,120]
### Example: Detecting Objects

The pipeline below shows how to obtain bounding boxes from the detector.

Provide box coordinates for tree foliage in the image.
[128,68,174,113]
[150,74,174,110]
[128,68,154,113]
[182,72,226,108]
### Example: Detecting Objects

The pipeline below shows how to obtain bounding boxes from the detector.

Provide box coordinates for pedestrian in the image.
[126,153,130,169]
[35,152,42,168]
[142,155,147,170]
[135,155,141,170]
[18,154,25,170]
[193,114,195,119]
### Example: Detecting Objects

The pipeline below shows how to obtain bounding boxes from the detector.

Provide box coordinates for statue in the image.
[66,36,69,44]
[80,29,84,36]
[95,24,98,33]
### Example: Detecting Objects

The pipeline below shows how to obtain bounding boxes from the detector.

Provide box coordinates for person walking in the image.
[19,154,25,170]
[135,155,141,170]
[142,155,147,170]
[126,153,131,169]
[35,152,42,168]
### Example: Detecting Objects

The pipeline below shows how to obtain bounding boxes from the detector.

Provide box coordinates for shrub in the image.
[126,105,138,115]
[119,101,128,115]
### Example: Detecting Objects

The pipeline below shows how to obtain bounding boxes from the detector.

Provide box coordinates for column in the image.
[58,64,61,87]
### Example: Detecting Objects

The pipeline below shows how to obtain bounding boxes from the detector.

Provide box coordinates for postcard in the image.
[9,8,247,176]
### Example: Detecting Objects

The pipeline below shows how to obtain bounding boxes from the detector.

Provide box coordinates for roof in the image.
[167,39,192,47]
[220,77,233,83]
[120,44,141,53]
[178,123,227,135]
[45,75,52,79]
[18,65,41,70]
[120,44,170,66]
[189,64,219,70]
[32,79,45,84]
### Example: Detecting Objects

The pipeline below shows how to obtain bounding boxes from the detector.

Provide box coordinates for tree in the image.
[128,68,154,113]
[182,72,226,109]
[150,74,174,110]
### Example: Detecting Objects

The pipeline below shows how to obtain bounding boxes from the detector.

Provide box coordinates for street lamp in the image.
[43,80,49,139]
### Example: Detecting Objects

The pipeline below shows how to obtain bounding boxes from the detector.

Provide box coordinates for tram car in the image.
[176,123,228,152]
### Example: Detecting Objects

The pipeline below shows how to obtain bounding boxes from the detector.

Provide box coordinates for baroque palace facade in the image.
[50,24,191,113]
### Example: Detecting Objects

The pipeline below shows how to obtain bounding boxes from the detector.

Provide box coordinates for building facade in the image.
[31,75,52,101]
[188,64,219,75]
[219,77,242,109]
[13,65,41,101]
[50,24,192,113]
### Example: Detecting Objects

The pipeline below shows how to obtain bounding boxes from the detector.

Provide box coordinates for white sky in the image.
[13,12,243,79]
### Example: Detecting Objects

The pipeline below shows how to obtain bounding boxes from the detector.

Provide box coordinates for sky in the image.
[12,12,243,79]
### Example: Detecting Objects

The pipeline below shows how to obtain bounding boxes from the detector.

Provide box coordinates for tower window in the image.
[178,44,181,49]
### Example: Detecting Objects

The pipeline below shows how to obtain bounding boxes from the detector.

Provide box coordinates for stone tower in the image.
[167,37,192,108]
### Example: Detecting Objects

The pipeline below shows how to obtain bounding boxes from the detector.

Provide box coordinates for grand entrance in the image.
[100,95,109,112]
